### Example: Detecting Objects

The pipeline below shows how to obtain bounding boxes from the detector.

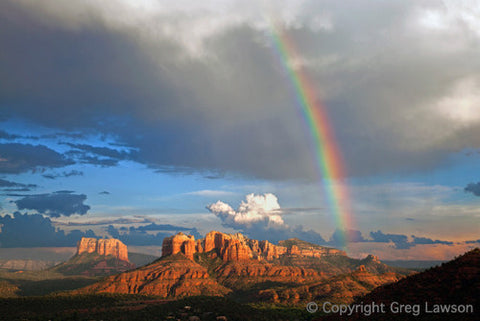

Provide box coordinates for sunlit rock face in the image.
[77,237,129,261]
[77,231,408,301]
[162,231,346,262]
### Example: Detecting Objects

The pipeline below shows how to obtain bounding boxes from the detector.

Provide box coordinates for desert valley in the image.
[0,233,478,320]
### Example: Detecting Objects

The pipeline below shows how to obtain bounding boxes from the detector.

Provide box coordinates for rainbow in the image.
[268,22,354,251]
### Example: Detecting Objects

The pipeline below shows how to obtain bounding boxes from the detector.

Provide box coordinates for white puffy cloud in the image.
[207,193,284,228]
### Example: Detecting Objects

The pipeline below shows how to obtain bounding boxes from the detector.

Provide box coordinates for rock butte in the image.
[78,231,408,300]
[162,231,346,261]
[77,237,129,261]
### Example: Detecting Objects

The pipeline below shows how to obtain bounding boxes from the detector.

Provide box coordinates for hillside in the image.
[259,265,401,305]
[77,253,231,297]
[318,248,480,320]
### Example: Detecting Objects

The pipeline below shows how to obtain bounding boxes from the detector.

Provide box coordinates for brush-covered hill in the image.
[318,248,480,320]
[356,248,479,319]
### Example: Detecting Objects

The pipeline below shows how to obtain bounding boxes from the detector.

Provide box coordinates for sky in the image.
[0,0,479,260]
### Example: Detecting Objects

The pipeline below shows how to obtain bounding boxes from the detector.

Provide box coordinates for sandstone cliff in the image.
[77,237,129,261]
[52,237,134,276]
[162,231,346,262]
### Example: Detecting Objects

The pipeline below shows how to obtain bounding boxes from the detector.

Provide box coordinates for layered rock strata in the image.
[162,231,346,262]
[77,237,129,261]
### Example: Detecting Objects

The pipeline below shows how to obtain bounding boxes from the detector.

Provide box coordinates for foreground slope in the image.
[360,248,479,307]
[318,248,479,320]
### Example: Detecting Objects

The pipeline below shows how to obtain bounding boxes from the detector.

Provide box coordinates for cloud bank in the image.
[0,212,203,247]
[14,191,91,217]
[0,143,73,174]
[0,212,95,247]
[1,0,479,179]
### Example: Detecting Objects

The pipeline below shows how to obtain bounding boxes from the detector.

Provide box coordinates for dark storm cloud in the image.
[14,191,90,217]
[411,236,453,246]
[40,132,86,140]
[78,155,119,167]
[0,130,19,140]
[0,143,74,174]
[0,212,96,247]
[466,239,480,244]
[0,0,183,129]
[106,224,202,246]
[370,230,412,249]
[62,143,133,160]
[136,223,194,232]
[369,230,455,249]
[0,1,479,179]
[329,229,366,247]
[42,170,84,180]
[464,182,480,196]
[61,142,136,167]
[0,178,37,189]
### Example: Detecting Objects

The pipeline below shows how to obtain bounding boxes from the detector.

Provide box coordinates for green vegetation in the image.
[51,253,123,275]
[128,252,158,267]
[0,294,316,321]
[0,280,19,297]
[277,238,331,249]
[0,269,98,297]
[193,251,226,277]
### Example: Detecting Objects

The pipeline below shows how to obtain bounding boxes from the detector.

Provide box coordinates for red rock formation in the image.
[162,231,347,262]
[215,261,321,290]
[288,245,300,255]
[221,240,252,261]
[78,230,412,303]
[259,240,287,260]
[278,238,346,257]
[356,264,367,272]
[77,255,231,298]
[162,233,196,260]
[196,239,203,253]
[258,268,402,304]
[77,237,128,261]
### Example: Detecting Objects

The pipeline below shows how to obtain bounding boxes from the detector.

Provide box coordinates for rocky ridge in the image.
[79,231,407,302]
[259,264,401,304]
[162,231,346,262]
[80,253,230,297]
